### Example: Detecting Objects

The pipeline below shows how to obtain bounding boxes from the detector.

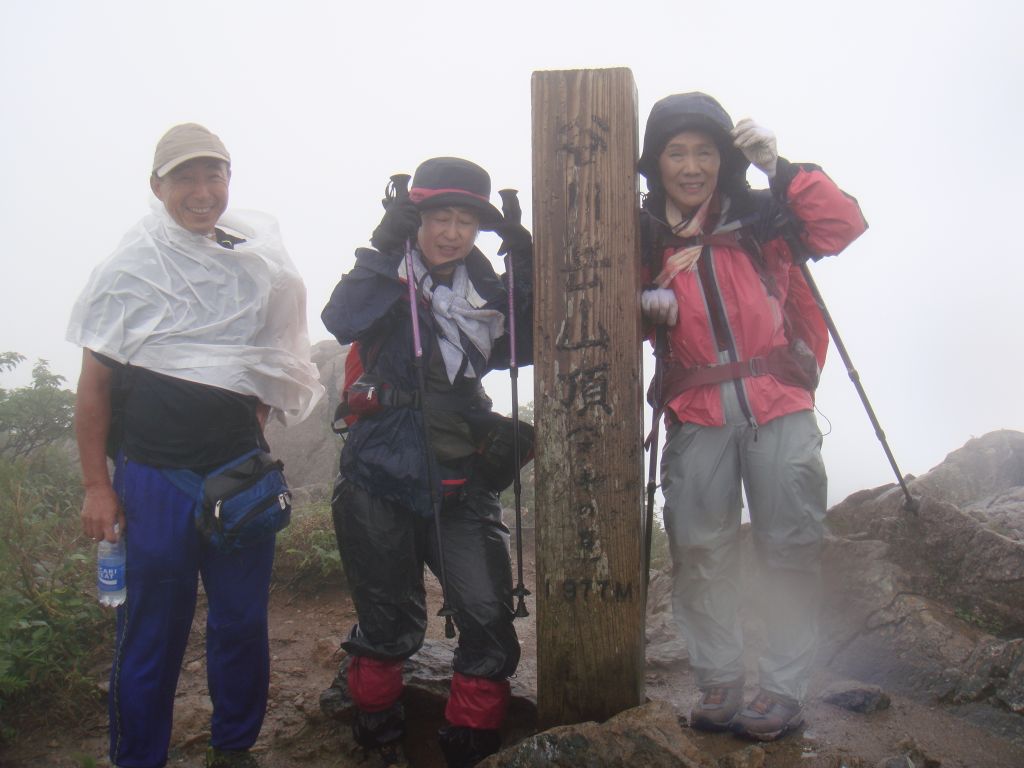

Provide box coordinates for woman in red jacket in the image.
[639,92,867,741]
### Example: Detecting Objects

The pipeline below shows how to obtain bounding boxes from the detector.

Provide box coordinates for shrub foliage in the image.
[0,355,108,736]
[0,452,108,731]
[0,353,76,460]
[273,501,345,590]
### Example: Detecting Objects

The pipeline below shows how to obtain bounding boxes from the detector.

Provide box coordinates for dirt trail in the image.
[3,552,1024,767]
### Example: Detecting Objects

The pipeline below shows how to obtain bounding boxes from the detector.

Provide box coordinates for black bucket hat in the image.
[409,157,503,230]
[637,92,749,190]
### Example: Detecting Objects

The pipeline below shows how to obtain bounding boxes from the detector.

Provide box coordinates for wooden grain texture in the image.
[530,67,645,726]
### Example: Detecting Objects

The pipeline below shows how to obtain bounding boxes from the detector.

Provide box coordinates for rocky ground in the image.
[4,556,1023,767]
[5,429,1024,767]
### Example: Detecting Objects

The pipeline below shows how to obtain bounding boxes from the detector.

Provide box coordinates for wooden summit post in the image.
[531,67,645,726]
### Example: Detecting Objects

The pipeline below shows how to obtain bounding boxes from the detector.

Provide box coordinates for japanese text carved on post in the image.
[531,67,645,726]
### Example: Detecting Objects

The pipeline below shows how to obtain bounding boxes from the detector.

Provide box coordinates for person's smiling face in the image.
[150,157,230,236]
[658,130,721,215]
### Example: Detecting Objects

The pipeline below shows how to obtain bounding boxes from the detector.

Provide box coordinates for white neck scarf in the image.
[411,250,505,384]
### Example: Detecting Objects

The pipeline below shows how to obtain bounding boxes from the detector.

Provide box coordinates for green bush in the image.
[273,502,345,589]
[0,354,76,460]
[0,451,108,733]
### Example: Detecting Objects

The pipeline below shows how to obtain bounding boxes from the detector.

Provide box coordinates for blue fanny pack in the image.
[162,449,291,552]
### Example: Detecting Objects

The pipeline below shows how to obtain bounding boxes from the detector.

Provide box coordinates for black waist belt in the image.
[376,387,471,411]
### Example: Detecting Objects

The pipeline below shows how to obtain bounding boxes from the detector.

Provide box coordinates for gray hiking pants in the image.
[660,408,826,702]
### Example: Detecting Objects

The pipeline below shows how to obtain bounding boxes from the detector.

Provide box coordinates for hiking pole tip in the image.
[438,604,457,638]
[512,584,531,618]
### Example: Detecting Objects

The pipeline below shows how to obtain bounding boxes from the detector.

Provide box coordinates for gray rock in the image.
[906,430,1024,512]
[993,652,1024,715]
[645,569,689,669]
[404,638,460,696]
[479,700,713,768]
[827,431,1024,635]
[951,638,1024,714]
[821,681,891,713]
[814,530,980,703]
[266,339,348,493]
[821,430,1024,718]
[875,737,941,767]
[964,486,1024,543]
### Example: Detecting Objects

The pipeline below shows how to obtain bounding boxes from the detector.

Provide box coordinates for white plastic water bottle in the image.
[97,536,126,607]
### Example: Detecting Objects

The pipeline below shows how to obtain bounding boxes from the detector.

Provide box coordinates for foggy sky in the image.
[2,0,1021,505]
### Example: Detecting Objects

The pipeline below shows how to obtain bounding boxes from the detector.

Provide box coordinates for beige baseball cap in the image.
[152,123,231,178]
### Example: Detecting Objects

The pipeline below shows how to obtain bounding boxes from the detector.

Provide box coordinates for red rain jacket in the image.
[648,159,868,428]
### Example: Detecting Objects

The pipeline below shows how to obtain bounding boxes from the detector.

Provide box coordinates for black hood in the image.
[638,92,749,192]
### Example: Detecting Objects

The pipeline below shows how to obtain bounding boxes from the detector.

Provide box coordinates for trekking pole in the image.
[799,262,920,513]
[390,172,458,638]
[643,326,668,604]
[497,188,531,620]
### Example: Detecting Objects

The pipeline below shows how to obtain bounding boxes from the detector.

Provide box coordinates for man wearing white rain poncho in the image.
[67,123,323,768]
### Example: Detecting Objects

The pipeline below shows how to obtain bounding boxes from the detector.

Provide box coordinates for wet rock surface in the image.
[875,737,942,767]
[827,431,1024,636]
[264,339,348,494]
[645,568,690,669]
[6,430,1024,766]
[820,681,891,714]
[822,430,1024,738]
[949,638,1024,713]
[478,701,711,768]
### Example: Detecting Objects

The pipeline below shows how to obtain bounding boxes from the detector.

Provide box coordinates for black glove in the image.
[472,415,535,493]
[370,197,420,255]
[495,220,532,257]
[494,189,532,257]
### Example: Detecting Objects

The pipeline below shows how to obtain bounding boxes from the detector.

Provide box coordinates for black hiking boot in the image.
[363,741,410,767]
[320,652,365,721]
[352,703,409,766]
[437,725,501,768]
[352,702,406,749]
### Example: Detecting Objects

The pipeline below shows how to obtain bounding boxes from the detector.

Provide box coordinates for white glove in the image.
[731,118,778,179]
[641,288,678,326]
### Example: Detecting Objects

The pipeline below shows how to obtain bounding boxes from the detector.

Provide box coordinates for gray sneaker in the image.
[690,682,744,731]
[730,689,804,741]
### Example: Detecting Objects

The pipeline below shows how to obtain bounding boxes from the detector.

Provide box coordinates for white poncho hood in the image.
[67,201,324,425]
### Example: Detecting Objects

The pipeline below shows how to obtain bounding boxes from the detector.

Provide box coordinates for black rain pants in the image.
[332,474,520,682]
